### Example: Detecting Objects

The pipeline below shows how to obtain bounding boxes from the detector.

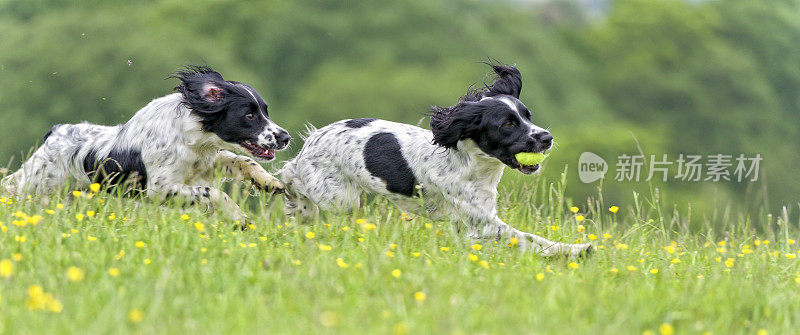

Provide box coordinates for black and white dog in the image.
[280,64,592,258]
[1,66,289,224]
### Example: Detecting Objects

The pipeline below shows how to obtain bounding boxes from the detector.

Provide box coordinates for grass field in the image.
[0,169,798,334]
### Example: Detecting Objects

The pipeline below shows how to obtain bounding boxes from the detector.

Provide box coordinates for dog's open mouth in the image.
[239,140,275,161]
[510,150,547,174]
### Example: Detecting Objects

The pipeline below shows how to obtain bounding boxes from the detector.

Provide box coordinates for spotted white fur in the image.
[280,119,592,258]
[1,92,284,225]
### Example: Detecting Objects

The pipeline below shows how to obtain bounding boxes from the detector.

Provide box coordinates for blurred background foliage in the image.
[0,0,798,219]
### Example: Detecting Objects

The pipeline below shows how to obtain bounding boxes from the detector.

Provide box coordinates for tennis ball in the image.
[515,152,548,166]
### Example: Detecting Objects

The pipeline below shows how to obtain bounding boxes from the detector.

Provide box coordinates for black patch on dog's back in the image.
[43,124,63,143]
[364,132,416,197]
[345,118,376,128]
[83,149,148,190]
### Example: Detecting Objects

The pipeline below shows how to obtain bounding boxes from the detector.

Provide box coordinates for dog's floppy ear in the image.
[429,102,483,150]
[171,65,228,114]
[484,64,522,99]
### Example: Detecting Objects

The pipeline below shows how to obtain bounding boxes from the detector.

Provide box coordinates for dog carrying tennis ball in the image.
[515,152,548,166]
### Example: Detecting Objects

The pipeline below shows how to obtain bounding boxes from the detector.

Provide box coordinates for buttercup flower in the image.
[108,268,120,277]
[336,258,349,268]
[569,206,579,213]
[471,244,482,251]
[414,291,426,301]
[575,215,585,222]
[392,269,401,278]
[0,259,13,278]
[305,231,315,239]
[128,309,145,323]
[609,206,619,213]
[66,266,85,282]
[89,183,101,192]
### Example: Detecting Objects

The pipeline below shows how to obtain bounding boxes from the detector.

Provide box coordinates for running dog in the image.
[279,63,592,258]
[1,66,290,224]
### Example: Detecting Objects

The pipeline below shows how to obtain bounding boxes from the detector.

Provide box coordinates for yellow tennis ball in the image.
[515,152,548,166]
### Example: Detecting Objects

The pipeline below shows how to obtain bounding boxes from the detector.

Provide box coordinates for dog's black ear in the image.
[484,64,522,99]
[429,103,483,150]
[171,65,227,114]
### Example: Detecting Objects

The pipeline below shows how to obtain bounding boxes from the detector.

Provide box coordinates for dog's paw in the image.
[251,172,284,194]
[568,243,595,259]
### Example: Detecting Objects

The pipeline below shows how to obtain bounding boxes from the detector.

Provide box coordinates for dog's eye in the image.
[245,113,255,120]
[504,121,515,128]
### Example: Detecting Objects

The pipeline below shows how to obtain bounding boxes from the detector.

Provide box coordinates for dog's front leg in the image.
[216,150,284,194]
[475,217,593,258]
[148,184,249,227]
[449,197,592,258]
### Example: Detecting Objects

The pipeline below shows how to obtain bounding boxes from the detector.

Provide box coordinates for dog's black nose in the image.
[532,131,553,148]
[276,131,291,147]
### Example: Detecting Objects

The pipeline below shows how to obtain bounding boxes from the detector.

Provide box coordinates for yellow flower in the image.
[56,204,64,209]
[341,226,350,231]
[610,268,619,274]
[424,223,432,229]
[15,235,26,243]
[356,218,366,224]
[785,253,797,259]
[0,259,13,278]
[86,211,95,218]
[318,244,332,251]
[626,265,638,272]
[336,258,349,268]
[757,329,768,335]
[569,206,579,213]
[577,225,585,233]
[575,215,585,222]
[181,214,190,221]
[603,233,612,239]
[201,259,208,265]
[616,243,629,250]
[412,252,421,258]
[66,266,85,282]
[414,291,426,301]
[468,253,478,262]
[550,225,559,231]
[87,235,97,241]
[386,251,395,258]
[361,223,377,231]
[608,206,619,213]
[89,183,101,192]
[71,229,78,234]
[390,243,398,250]
[471,244,482,251]
[305,231,315,239]
[440,247,449,252]
[649,269,658,274]
[27,215,43,225]
[193,222,205,232]
[724,258,735,268]
[671,258,681,264]
[128,309,145,323]
[536,273,545,281]
[75,214,84,221]
[144,259,151,265]
[292,260,302,265]
[357,238,365,242]
[108,268,120,277]
[508,237,519,246]
[789,239,796,245]
[392,269,401,278]
[72,190,82,197]
[136,241,146,248]
[12,253,21,261]
[478,260,489,269]
[587,234,598,241]
[568,262,579,269]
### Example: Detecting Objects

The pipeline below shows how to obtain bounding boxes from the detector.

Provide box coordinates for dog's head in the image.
[430,63,552,174]
[172,65,290,161]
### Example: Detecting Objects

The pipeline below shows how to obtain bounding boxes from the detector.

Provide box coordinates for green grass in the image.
[0,169,798,334]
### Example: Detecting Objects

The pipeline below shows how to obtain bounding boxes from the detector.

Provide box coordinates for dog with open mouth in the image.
[279,63,592,258]
[1,65,290,225]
